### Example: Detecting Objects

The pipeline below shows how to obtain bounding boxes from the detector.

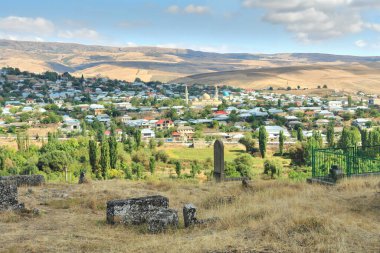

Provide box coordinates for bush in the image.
[288,167,311,181]
[107,169,125,179]
[154,150,169,163]
[263,159,282,179]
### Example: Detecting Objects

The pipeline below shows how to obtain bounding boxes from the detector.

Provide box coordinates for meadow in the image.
[0,177,379,253]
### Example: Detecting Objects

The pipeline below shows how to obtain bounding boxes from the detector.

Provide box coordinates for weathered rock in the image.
[183,203,219,228]
[0,180,24,211]
[147,208,178,233]
[0,175,45,187]
[183,203,198,227]
[106,195,169,225]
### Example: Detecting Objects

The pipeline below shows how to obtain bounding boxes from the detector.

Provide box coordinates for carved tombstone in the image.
[214,140,225,182]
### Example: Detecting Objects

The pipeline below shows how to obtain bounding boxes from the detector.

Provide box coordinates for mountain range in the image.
[1,39,379,93]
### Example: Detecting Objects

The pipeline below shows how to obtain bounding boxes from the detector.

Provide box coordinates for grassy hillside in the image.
[1,177,379,252]
[1,39,380,93]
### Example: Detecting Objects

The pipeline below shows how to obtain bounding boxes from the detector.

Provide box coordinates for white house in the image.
[141,128,155,139]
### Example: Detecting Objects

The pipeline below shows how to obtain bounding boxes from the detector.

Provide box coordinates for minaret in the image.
[214,85,219,101]
[185,85,189,105]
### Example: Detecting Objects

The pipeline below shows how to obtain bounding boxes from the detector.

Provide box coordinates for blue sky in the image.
[0,0,379,55]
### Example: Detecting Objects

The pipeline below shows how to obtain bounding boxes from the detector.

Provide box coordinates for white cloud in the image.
[355,39,367,47]
[184,5,209,14]
[0,16,101,43]
[58,28,99,40]
[166,4,209,15]
[166,5,180,14]
[0,16,54,36]
[242,0,380,42]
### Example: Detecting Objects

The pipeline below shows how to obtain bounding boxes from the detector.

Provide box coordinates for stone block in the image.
[106,195,169,224]
[147,208,178,233]
[0,180,24,211]
[0,175,45,187]
[183,203,197,228]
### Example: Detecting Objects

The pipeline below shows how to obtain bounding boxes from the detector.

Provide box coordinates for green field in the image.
[161,145,246,162]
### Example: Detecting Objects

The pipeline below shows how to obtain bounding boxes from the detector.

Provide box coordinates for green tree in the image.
[100,139,109,179]
[175,160,182,177]
[149,156,156,174]
[108,135,118,169]
[134,130,141,148]
[326,124,335,147]
[258,126,268,158]
[297,127,304,141]
[239,135,256,153]
[279,130,285,155]
[88,140,98,176]
[338,127,361,149]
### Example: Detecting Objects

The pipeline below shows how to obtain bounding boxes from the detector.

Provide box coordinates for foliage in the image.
[239,134,256,154]
[100,139,110,179]
[279,130,285,155]
[258,126,268,158]
[263,159,282,179]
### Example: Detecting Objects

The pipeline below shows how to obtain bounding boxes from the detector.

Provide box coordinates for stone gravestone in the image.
[0,180,24,211]
[214,139,225,182]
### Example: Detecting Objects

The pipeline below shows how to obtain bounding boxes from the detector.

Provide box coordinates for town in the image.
[1,66,380,182]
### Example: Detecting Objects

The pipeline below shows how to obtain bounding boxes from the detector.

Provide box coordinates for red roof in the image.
[156,119,173,125]
[215,110,228,115]
[104,130,111,135]
[172,132,180,136]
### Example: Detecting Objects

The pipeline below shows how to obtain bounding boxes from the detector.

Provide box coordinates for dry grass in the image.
[0,177,379,253]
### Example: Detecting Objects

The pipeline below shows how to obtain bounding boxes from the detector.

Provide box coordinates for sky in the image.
[0,0,380,55]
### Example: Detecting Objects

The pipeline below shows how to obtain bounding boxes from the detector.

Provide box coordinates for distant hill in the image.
[0,39,379,93]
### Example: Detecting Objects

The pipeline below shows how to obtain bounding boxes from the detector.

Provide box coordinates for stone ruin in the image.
[0,175,45,187]
[0,180,25,211]
[107,195,178,233]
[183,203,218,227]
[107,195,218,233]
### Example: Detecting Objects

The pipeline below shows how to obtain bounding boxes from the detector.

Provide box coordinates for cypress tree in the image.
[327,124,335,147]
[361,129,368,148]
[259,126,268,158]
[108,130,118,170]
[134,130,141,148]
[100,139,109,179]
[279,130,285,155]
[149,156,156,174]
[89,140,98,176]
[297,127,304,141]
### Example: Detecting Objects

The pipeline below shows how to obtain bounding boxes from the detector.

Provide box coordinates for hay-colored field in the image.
[0,177,379,253]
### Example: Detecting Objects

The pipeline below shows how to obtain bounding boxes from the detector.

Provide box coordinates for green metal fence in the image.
[312,145,380,180]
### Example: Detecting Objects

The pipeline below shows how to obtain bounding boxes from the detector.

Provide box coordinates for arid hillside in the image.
[1,39,380,93]
[0,177,379,253]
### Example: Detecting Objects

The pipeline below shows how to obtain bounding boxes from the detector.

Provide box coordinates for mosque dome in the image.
[202,93,211,100]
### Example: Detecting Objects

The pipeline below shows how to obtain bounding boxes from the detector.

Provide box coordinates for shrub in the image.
[107,169,125,179]
[263,159,282,179]
[154,150,169,163]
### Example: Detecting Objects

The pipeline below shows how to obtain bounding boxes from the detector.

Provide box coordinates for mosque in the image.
[185,85,222,107]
